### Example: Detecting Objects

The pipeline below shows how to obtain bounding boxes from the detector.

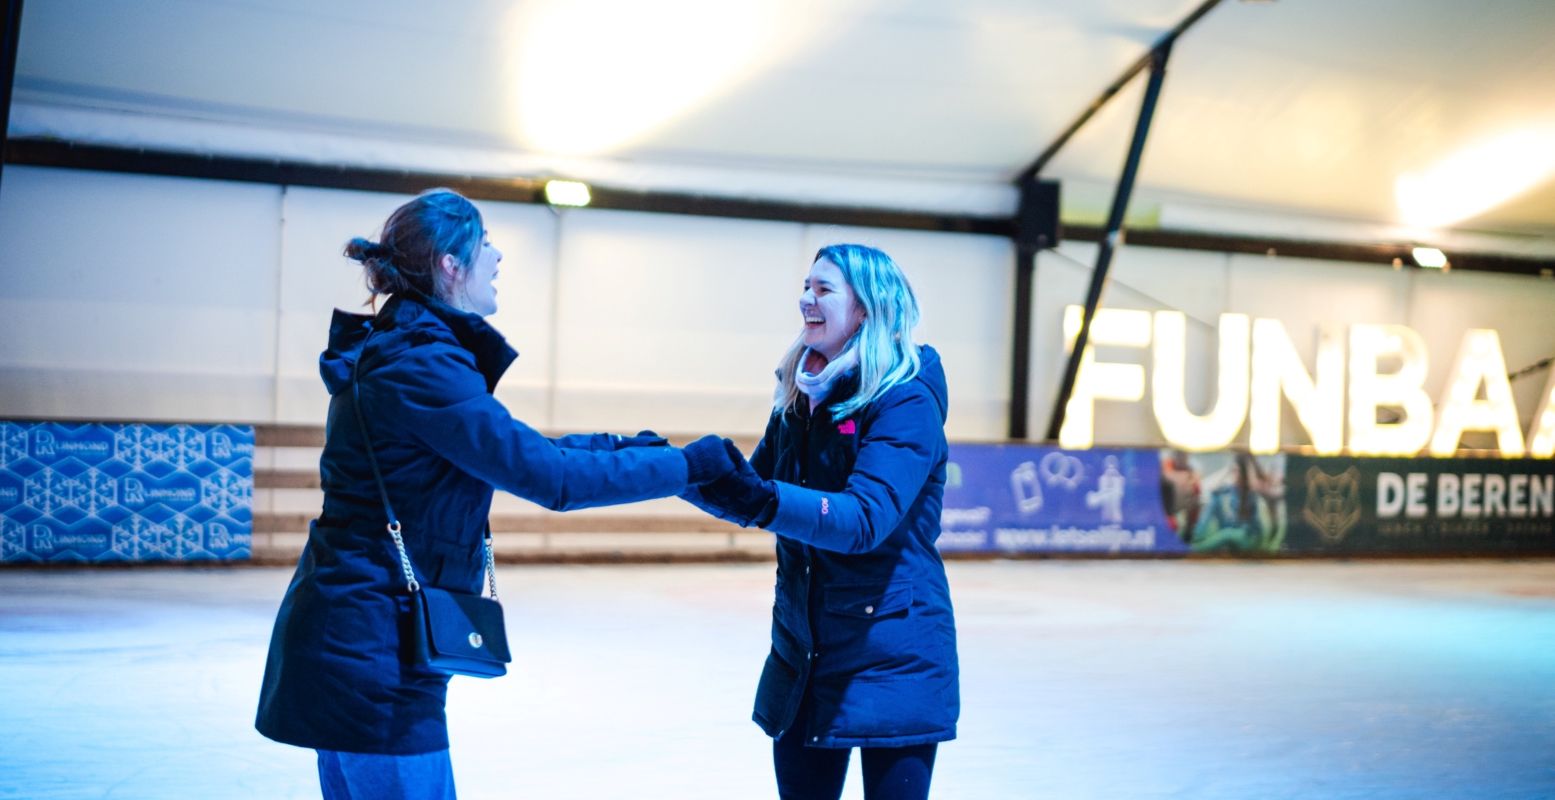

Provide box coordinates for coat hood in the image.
[319,292,517,396]
[319,309,372,396]
[913,344,949,423]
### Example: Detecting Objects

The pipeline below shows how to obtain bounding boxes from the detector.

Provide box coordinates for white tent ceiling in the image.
[9,0,1555,252]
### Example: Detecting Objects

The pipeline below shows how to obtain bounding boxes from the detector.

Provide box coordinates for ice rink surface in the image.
[2,559,1553,799]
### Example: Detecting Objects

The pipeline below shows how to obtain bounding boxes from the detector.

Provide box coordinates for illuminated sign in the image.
[1061,306,1555,458]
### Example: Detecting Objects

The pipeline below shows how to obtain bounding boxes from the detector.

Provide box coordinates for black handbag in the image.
[351,330,511,679]
[408,580,511,678]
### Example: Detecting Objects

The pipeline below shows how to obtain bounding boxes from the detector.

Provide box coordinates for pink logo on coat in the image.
[837,419,856,435]
[821,497,830,515]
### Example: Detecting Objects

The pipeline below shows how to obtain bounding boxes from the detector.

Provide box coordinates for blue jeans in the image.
[317,748,456,800]
[773,702,938,800]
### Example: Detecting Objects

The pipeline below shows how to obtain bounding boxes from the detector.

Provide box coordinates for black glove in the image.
[694,439,777,527]
[613,429,669,449]
[682,434,738,485]
[679,484,752,527]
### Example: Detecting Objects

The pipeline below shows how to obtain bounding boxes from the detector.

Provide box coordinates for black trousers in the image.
[773,700,938,800]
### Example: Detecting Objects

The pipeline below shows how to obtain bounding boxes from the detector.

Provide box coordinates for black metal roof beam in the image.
[1017,0,1223,184]
[0,0,25,195]
[2,139,1012,237]
[1006,178,1060,440]
[1007,0,1221,440]
[5,139,1551,277]
[1044,45,1174,442]
[1064,225,1555,278]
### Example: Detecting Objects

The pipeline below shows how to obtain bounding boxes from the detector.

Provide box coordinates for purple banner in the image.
[938,444,1186,554]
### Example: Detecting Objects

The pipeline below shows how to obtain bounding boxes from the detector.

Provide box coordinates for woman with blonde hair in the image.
[688,243,958,800]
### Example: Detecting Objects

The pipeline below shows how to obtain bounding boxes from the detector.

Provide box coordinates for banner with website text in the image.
[937,444,1191,555]
[0,421,253,563]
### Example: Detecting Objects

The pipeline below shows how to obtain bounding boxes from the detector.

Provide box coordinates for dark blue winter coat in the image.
[749,345,958,748]
[256,293,689,755]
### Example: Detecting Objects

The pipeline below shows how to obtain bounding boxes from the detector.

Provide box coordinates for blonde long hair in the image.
[774,244,921,420]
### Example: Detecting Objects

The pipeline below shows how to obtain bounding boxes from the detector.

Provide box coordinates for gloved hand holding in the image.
[681,434,739,485]
[612,429,670,449]
[692,439,777,528]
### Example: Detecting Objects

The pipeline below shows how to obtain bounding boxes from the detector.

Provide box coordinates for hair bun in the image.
[346,237,400,264]
[344,237,382,263]
[345,190,482,300]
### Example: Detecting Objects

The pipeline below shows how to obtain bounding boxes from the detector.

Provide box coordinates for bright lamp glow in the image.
[1347,324,1434,456]
[506,0,796,155]
[1057,306,1150,449]
[1396,125,1555,228]
[1412,247,1447,269]
[1429,329,1525,456]
[1249,319,1345,455]
[544,180,592,207]
[1530,368,1555,459]
[1151,312,1250,452]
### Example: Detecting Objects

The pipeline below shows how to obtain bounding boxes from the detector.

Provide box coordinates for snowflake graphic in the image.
[23,468,71,515]
[60,468,117,515]
[1,516,24,560]
[201,468,252,515]
[114,426,172,470]
[113,516,166,560]
[0,424,26,468]
[163,514,204,560]
[166,426,207,470]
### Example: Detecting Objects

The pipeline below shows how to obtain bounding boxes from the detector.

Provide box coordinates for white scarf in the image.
[795,346,859,406]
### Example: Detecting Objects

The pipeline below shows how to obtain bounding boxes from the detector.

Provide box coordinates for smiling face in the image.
[800,257,865,361]
[445,232,503,316]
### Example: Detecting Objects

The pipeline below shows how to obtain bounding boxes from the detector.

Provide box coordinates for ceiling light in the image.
[506,0,790,155]
[1396,124,1555,227]
[544,180,592,207]
[1412,247,1447,269]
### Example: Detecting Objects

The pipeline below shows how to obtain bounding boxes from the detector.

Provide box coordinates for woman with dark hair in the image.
[255,188,730,799]
[687,244,959,800]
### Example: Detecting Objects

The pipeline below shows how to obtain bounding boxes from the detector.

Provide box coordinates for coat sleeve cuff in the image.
[767,482,828,544]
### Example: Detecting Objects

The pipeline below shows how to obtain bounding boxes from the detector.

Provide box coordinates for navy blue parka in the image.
[746,345,959,748]
[256,293,689,754]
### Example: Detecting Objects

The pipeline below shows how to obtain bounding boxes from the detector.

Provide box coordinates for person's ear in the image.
[438,254,462,282]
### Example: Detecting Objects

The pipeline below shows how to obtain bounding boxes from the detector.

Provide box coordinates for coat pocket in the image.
[753,646,803,735]
[823,581,912,619]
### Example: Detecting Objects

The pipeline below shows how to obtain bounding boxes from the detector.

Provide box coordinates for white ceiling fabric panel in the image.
[9,0,1554,248]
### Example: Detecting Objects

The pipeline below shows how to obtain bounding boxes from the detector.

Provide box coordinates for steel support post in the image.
[1044,44,1173,442]
[0,0,22,195]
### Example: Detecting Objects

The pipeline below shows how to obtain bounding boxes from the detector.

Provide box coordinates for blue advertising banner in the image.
[938,444,1187,554]
[0,422,253,563]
